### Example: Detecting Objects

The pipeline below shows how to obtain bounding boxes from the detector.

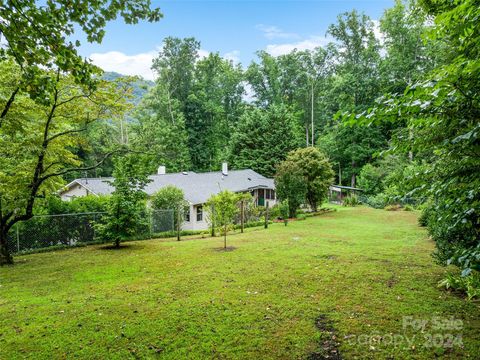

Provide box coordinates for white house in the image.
[59,163,276,231]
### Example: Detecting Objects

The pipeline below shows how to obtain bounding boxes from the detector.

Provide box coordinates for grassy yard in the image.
[0,206,479,359]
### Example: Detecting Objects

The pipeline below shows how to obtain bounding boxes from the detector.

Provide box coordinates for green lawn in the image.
[1,206,479,359]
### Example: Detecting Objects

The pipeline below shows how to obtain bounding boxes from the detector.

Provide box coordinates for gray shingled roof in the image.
[67,169,274,205]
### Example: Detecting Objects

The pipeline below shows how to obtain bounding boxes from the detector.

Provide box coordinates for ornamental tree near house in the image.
[95,157,150,248]
[274,161,307,218]
[284,147,334,211]
[205,191,241,249]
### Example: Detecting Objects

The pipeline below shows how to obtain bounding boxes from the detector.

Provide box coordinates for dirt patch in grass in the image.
[213,246,237,252]
[308,314,342,360]
[386,274,398,288]
[314,254,337,260]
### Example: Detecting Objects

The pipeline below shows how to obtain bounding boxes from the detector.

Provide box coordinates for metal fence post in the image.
[264,202,269,229]
[177,206,181,241]
[149,210,153,239]
[16,224,20,253]
[241,200,245,233]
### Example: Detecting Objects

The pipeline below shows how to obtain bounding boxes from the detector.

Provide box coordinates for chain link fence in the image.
[7,209,175,254]
[150,209,175,234]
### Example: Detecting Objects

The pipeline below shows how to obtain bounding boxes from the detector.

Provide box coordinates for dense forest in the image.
[0,0,478,292]
[77,1,438,187]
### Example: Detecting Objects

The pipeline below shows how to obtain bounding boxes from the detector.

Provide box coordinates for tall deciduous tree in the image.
[0,62,131,265]
[130,80,191,173]
[185,53,245,170]
[152,37,200,113]
[0,0,161,118]
[380,0,439,94]
[319,10,386,186]
[246,49,334,145]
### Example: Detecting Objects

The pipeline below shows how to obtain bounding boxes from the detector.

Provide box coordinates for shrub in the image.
[275,161,307,218]
[278,200,290,226]
[438,271,480,300]
[278,147,334,211]
[268,204,281,219]
[357,163,386,196]
[343,195,360,207]
[151,186,189,231]
[362,193,388,209]
[297,213,307,220]
[403,205,414,211]
[384,204,401,211]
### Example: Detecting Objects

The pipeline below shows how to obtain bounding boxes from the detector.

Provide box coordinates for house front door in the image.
[257,189,265,206]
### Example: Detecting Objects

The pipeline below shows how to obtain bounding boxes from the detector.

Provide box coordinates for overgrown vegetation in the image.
[351,0,480,282]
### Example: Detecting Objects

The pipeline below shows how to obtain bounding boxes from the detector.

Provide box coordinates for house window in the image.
[185,208,190,222]
[265,189,275,200]
[196,205,203,222]
[267,189,275,200]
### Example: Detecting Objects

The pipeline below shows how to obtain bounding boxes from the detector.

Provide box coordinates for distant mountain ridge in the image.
[102,71,154,105]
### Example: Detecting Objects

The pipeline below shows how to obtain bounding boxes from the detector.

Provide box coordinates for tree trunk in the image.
[351,161,356,188]
[224,225,227,249]
[338,164,342,185]
[0,223,13,266]
[305,124,309,146]
[0,228,13,265]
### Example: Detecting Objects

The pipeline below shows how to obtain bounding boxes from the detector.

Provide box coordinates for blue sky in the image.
[81,0,394,80]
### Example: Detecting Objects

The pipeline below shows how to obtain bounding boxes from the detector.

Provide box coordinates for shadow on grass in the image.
[99,243,146,251]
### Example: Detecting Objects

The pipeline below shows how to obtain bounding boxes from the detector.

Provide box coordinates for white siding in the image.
[60,183,90,201]
[181,204,209,231]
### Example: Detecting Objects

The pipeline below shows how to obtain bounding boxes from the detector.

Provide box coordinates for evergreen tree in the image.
[229,105,303,177]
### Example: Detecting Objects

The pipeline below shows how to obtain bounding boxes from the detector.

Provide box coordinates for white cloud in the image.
[198,49,210,59]
[89,47,211,80]
[242,82,256,103]
[265,36,332,57]
[371,19,385,45]
[223,50,241,64]
[256,24,299,40]
[90,50,157,80]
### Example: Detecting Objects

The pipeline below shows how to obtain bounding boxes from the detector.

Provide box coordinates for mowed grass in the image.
[0,206,479,359]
